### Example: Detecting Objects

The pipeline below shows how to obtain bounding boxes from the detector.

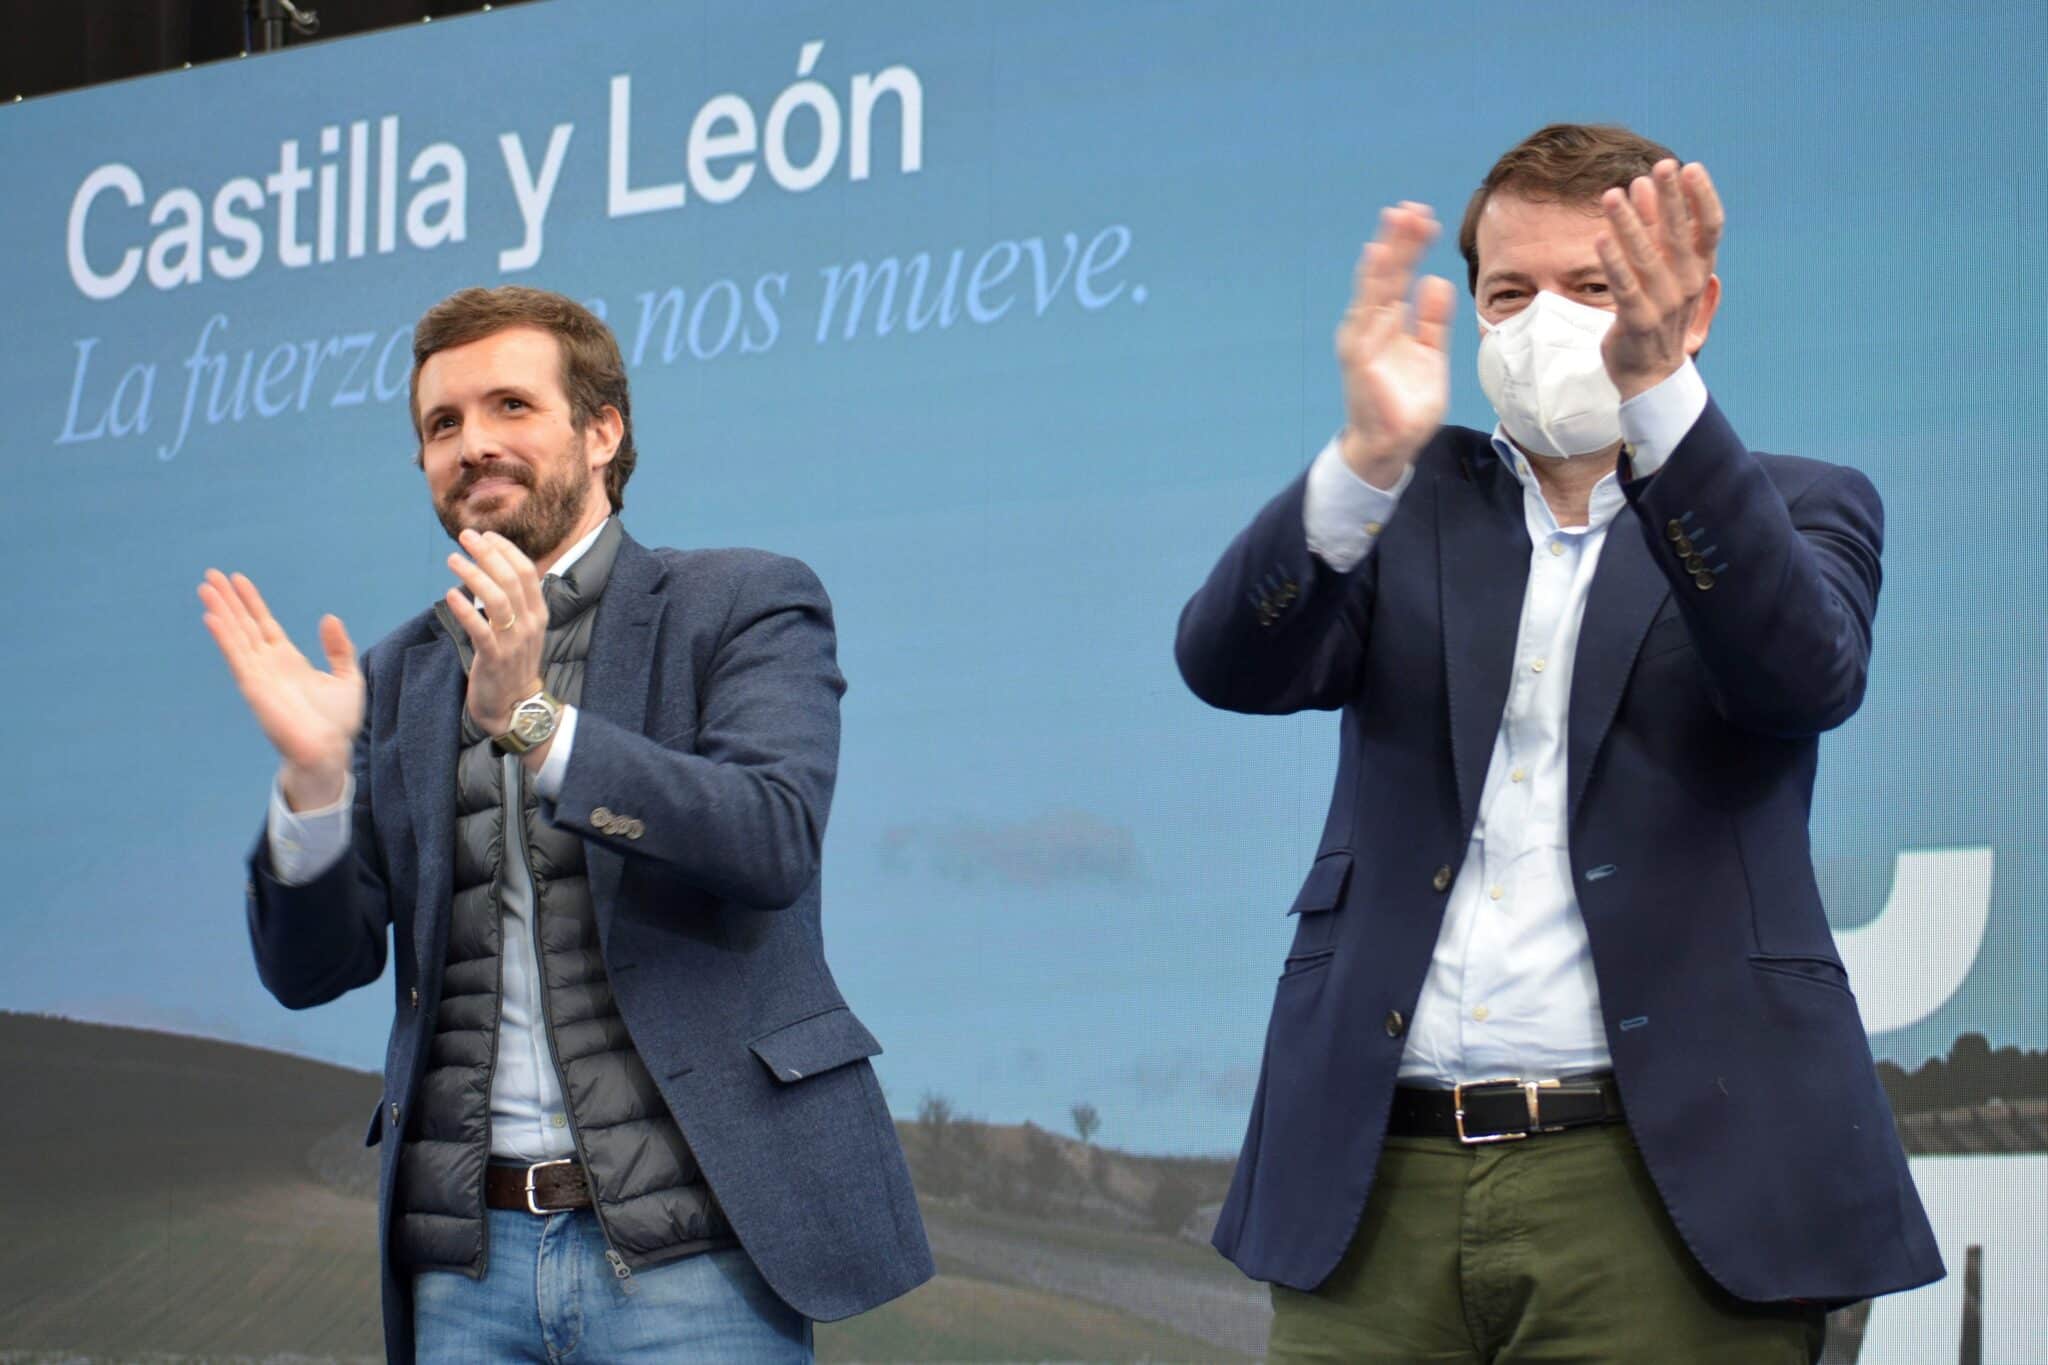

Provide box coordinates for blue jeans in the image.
[414,1207,812,1363]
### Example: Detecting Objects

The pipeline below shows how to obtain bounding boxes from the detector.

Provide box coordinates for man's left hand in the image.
[446,529,546,736]
[1595,159,1724,401]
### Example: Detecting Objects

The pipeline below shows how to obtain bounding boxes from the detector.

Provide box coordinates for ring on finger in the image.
[495,610,517,632]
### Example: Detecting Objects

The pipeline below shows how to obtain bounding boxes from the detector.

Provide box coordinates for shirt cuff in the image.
[532,704,577,801]
[1303,437,1413,573]
[1617,357,1708,481]
[266,774,353,886]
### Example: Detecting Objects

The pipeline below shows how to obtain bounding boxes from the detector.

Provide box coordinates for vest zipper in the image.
[507,752,636,1295]
[474,885,507,1281]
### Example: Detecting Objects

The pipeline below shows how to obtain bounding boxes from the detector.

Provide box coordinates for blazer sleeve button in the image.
[1693,570,1716,591]
[1666,519,1685,541]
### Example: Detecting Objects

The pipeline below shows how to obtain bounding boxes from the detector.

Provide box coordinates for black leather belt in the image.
[1388,1073,1625,1144]
[485,1158,592,1213]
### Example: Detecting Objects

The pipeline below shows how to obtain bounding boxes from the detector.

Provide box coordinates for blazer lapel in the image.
[579,531,666,944]
[584,531,665,739]
[398,631,465,975]
[1567,517,1669,825]
[1437,457,1532,837]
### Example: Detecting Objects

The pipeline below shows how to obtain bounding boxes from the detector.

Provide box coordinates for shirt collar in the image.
[1489,425,1628,532]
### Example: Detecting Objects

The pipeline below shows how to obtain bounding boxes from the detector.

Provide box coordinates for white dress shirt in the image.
[1303,361,1708,1086]
[266,517,605,1159]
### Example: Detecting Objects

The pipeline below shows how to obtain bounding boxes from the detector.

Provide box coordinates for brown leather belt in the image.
[1388,1073,1625,1144]
[485,1158,593,1214]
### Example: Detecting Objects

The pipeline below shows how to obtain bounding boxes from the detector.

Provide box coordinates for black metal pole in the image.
[1958,1244,1982,1365]
[259,0,287,52]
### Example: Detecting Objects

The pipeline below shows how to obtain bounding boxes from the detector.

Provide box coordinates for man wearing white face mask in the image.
[1176,124,1941,1362]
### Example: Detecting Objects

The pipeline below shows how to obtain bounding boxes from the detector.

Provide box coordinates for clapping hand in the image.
[1336,202,1456,489]
[198,569,362,811]
[1594,159,1724,401]
[443,528,546,738]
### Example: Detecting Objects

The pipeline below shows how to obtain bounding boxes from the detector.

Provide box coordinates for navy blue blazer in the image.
[1177,402,1942,1305]
[246,529,932,1364]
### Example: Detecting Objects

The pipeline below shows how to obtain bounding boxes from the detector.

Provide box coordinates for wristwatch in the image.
[493,687,563,754]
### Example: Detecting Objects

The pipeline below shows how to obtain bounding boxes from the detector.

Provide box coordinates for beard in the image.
[434,442,592,562]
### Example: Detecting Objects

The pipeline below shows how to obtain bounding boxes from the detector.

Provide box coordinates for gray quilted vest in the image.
[395,517,733,1277]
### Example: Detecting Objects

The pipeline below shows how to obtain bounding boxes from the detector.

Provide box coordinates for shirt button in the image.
[551,1113,568,1129]
[1549,541,1565,556]
[1531,657,1547,673]
[1489,885,1505,901]
[1510,767,1527,783]
[1472,1006,1491,1022]
[1364,521,1383,536]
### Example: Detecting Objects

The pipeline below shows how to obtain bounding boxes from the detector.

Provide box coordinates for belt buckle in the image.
[1453,1077,1562,1145]
[524,1157,577,1214]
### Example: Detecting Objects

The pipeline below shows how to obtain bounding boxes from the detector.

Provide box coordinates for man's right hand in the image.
[199,569,364,811]
[1335,202,1455,489]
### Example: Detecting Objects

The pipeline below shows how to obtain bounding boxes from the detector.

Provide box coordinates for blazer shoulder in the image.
[646,545,830,602]
[1429,423,1496,468]
[1409,422,1498,487]
[357,605,443,681]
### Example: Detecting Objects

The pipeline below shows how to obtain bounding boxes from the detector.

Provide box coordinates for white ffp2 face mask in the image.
[1475,291,1622,459]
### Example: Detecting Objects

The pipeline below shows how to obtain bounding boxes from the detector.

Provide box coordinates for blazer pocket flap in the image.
[1749,953,1852,992]
[1288,850,1355,916]
[750,1006,883,1084]
[364,1100,385,1149]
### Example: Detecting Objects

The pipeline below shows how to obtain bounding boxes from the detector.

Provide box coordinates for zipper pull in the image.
[606,1248,637,1295]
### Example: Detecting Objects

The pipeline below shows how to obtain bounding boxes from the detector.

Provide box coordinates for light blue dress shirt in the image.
[1302,360,1708,1086]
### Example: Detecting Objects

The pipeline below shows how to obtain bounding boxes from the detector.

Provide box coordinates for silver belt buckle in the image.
[1453,1077,1562,1145]
[524,1157,576,1214]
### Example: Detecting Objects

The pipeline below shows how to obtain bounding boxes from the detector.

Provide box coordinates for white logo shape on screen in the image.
[1833,846,1994,1035]
[1476,292,1623,459]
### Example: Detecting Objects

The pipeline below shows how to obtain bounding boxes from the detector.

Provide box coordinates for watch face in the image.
[512,696,558,744]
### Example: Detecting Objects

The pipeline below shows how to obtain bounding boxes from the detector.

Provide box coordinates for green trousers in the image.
[1268,1124,1825,1364]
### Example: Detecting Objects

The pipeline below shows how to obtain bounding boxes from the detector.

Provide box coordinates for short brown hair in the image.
[410,285,637,510]
[1457,123,1676,292]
